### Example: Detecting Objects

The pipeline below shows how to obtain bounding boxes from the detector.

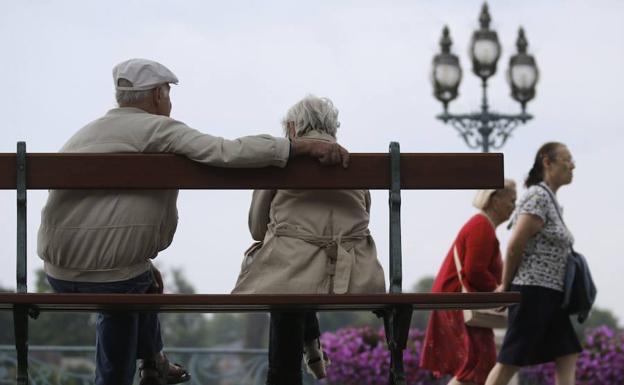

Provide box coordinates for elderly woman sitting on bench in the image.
[233,95,386,385]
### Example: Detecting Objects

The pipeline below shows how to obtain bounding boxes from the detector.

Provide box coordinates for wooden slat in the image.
[0,153,503,189]
[0,293,519,312]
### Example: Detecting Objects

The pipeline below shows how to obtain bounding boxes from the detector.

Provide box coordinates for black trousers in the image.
[266,311,320,385]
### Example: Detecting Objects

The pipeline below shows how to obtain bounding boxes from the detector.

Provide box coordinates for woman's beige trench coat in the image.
[232,132,386,295]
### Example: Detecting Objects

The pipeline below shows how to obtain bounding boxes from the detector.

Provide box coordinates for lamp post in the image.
[431,3,539,152]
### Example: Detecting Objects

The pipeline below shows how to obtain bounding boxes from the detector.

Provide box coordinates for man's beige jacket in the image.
[38,107,289,282]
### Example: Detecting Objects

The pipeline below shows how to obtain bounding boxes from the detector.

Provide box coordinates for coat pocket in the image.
[241,241,263,271]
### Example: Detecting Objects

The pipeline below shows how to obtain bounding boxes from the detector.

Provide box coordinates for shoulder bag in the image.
[453,245,508,329]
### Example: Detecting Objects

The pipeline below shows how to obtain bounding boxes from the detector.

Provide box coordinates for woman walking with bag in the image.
[485,142,582,385]
[420,180,517,385]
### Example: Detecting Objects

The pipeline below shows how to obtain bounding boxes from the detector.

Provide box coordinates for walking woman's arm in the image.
[499,214,543,291]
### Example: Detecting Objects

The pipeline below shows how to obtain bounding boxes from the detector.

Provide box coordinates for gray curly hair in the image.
[282,95,340,138]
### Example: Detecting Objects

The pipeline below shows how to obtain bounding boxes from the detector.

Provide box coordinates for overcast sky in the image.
[1,0,623,322]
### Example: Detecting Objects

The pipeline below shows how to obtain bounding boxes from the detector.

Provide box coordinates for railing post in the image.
[384,142,411,385]
[388,142,402,294]
[14,141,29,385]
[383,305,413,385]
[16,141,27,294]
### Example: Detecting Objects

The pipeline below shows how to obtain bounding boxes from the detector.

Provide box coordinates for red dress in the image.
[420,214,503,385]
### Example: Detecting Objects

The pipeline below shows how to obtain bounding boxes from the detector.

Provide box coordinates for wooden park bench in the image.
[0,141,520,385]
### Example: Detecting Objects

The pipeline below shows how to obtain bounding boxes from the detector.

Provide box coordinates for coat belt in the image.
[271,225,370,294]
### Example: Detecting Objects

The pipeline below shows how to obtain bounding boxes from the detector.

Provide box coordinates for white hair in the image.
[282,95,340,138]
[115,79,168,106]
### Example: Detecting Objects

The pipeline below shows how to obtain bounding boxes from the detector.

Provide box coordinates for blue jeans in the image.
[47,271,164,385]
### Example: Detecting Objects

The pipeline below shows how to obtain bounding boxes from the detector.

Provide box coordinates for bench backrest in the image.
[0,142,503,295]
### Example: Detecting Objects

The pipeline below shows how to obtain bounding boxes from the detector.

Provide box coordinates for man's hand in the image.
[292,138,349,168]
[149,264,164,294]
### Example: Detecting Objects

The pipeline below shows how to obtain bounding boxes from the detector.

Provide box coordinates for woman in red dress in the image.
[420,180,517,385]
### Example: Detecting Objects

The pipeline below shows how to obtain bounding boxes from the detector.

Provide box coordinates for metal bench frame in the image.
[0,141,518,385]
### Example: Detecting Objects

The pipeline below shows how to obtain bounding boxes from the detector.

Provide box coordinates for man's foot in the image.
[139,354,191,385]
[303,338,331,379]
[166,362,191,384]
[139,358,167,385]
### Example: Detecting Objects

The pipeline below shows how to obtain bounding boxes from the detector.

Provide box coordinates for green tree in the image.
[25,267,238,348]
[574,306,621,337]
[410,276,434,330]
[318,311,382,333]
[159,268,214,347]
[412,276,434,293]
[204,313,245,346]
[29,269,95,346]
[242,313,269,348]
[0,284,15,344]
[159,267,260,348]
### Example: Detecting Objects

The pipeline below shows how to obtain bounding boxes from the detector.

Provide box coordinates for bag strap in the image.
[452,245,469,293]
[536,184,566,228]
[536,184,574,250]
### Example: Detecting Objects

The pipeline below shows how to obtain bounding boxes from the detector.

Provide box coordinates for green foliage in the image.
[0,284,15,344]
[0,267,258,348]
[35,269,53,294]
[160,269,258,347]
[0,271,96,345]
[318,311,382,332]
[159,268,215,347]
[204,313,246,346]
[574,306,621,336]
[29,269,95,346]
[167,269,195,294]
[242,313,269,348]
[0,267,252,348]
[410,276,435,330]
[412,276,434,293]
[584,307,620,329]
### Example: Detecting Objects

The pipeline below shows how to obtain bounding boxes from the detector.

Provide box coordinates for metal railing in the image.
[0,345,542,385]
[0,345,314,385]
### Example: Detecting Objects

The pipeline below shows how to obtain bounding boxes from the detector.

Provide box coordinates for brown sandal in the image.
[139,359,167,385]
[166,362,191,384]
[139,357,191,385]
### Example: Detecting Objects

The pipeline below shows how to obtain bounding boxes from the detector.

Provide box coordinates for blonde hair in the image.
[472,179,516,210]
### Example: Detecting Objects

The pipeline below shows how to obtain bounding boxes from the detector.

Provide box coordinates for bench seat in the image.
[0,292,520,313]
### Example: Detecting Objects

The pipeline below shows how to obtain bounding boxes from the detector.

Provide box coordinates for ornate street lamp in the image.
[469,4,501,80]
[508,28,539,111]
[432,3,539,152]
[432,26,462,110]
